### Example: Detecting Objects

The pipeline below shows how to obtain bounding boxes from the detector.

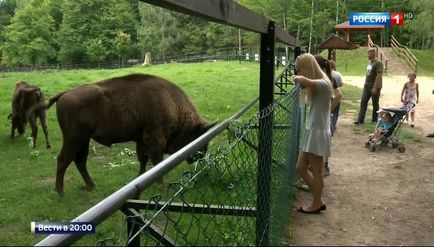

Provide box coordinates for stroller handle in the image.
[403,101,416,110]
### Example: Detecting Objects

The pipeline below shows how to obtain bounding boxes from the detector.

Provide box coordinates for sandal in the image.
[297,206,321,214]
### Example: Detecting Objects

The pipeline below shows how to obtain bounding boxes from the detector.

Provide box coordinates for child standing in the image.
[400,72,419,127]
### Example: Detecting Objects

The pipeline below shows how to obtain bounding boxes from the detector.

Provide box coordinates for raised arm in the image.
[293,75,317,88]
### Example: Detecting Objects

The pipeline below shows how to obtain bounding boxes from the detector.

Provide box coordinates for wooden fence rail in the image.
[390,35,418,73]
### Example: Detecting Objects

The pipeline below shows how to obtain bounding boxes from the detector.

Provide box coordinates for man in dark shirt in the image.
[355,48,383,124]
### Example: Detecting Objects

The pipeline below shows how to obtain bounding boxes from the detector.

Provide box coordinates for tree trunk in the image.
[335,0,339,35]
[143,52,151,65]
[308,0,314,53]
[238,28,242,55]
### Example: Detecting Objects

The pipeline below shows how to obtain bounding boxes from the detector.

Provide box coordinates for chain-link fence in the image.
[105,85,300,246]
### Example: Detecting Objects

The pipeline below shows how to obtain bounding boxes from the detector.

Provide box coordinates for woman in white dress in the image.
[294,53,334,214]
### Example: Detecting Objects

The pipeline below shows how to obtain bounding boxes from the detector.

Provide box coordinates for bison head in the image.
[168,121,217,164]
[186,121,217,164]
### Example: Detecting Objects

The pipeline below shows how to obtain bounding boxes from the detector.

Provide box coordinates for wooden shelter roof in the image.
[317,34,358,50]
[335,20,385,30]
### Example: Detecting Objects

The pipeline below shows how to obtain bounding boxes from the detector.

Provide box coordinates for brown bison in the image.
[47,74,214,195]
[9,81,51,148]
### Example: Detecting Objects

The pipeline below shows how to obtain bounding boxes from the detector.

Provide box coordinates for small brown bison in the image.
[8,81,51,148]
[47,74,214,195]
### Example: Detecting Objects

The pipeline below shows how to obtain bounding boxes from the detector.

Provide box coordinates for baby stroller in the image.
[365,103,416,153]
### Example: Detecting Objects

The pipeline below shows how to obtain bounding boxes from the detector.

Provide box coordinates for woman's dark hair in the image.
[314,54,334,85]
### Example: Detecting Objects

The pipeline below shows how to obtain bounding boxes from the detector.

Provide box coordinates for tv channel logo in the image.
[350,12,390,26]
[350,12,413,26]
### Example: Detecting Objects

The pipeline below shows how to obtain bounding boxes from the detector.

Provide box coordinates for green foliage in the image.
[0,0,16,42]
[57,0,138,64]
[0,0,433,66]
[85,38,107,65]
[114,31,134,66]
[1,0,56,66]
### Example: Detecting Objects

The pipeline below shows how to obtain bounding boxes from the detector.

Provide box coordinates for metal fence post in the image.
[256,21,275,246]
[294,46,301,62]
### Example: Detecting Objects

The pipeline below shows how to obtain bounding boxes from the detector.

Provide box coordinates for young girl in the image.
[400,72,419,127]
[294,53,334,214]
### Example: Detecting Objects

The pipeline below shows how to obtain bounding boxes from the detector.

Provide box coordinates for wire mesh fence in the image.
[97,85,301,246]
[0,46,294,73]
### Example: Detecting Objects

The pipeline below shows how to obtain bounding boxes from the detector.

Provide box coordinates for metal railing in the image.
[35,63,299,246]
[390,35,418,73]
[368,35,388,72]
[36,97,258,246]
[36,1,299,246]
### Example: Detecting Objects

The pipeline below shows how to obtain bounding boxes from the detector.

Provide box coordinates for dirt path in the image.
[291,76,434,246]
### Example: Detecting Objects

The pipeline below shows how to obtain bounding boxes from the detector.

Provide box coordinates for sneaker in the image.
[354,121,364,125]
[411,124,415,128]
[323,166,330,177]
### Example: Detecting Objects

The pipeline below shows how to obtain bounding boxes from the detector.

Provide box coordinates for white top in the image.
[300,79,332,157]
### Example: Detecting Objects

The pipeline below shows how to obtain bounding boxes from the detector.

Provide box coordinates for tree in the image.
[86,38,107,68]
[408,0,434,49]
[137,4,179,60]
[57,0,106,64]
[114,31,133,67]
[0,0,17,42]
[1,0,56,66]
[58,0,138,64]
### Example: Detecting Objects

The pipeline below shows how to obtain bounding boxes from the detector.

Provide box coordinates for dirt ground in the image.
[291,75,434,246]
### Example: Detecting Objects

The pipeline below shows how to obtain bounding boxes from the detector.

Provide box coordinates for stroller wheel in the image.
[369,143,376,152]
[398,145,406,153]
[365,141,371,148]
[391,142,399,148]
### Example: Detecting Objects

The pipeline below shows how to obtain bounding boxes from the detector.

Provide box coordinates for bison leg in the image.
[28,114,38,148]
[39,112,51,149]
[10,122,16,139]
[55,143,76,195]
[145,133,167,184]
[136,142,149,175]
[74,140,95,191]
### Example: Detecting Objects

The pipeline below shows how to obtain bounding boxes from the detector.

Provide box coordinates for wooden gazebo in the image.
[335,20,385,42]
[317,34,358,61]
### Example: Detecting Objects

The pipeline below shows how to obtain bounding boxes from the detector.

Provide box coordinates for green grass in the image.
[411,49,434,77]
[0,61,263,245]
[320,48,368,76]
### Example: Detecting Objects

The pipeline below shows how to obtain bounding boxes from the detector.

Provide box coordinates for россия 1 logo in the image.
[349,12,411,26]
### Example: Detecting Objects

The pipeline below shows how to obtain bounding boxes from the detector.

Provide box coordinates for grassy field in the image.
[411,49,434,77]
[0,61,264,245]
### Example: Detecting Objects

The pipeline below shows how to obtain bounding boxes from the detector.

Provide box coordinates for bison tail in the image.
[47,91,67,109]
